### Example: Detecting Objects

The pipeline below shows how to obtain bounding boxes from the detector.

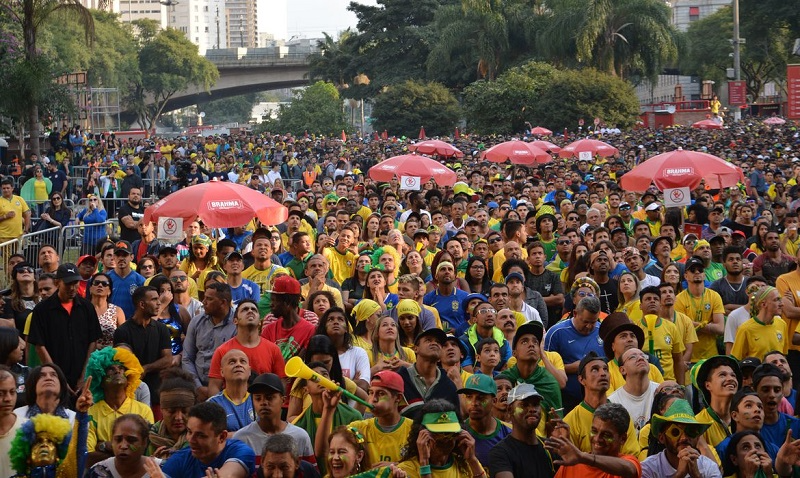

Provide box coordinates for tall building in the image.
[167,0,226,54]
[225,0,258,48]
[117,0,168,27]
[671,0,731,32]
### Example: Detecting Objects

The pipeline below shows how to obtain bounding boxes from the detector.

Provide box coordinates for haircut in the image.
[113,414,150,441]
[26,363,70,408]
[0,327,21,364]
[397,274,424,290]
[132,286,158,308]
[575,296,601,314]
[639,285,661,300]
[594,402,630,436]
[261,433,299,460]
[206,282,233,303]
[188,401,228,435]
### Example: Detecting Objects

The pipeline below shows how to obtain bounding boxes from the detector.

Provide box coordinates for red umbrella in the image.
[529,140,562,154]
[530,126,553,136]
[481,140,552,165]
[692,119,723,130]
[558,139,619,159]
[408,140,464,158]
[619,148,744,192]
[368,154,456,186]
[764,116,786,125]
[419,127,426,139]
[143,180,288,228]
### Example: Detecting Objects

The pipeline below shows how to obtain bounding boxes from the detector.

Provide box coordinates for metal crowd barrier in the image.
[59,219,119,261]
[20,227,61,266]
[0,238,21,290]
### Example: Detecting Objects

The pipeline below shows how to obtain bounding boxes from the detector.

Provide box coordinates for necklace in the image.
[725,278,744,293]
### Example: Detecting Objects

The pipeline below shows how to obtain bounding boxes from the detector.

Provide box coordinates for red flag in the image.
[419,127,426,139]
[382,130,388,140]
[341,130,347,141]
[454,127,460,139]
[374,132,380,141]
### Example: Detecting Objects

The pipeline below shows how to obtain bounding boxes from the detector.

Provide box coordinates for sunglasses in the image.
[16,267,34,274]
[576,291,596,298]
[488,237,502,244]
[170,276,188,283]
[93,280,110,287]
[664,423,704,439]
[557,240,572,245]
[500,206,510,211]
[52,197,62,201]
[477,307,496,315]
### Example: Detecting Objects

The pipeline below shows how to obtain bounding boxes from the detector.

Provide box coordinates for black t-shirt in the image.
[488,435,555,478]
[117,202,145,242]
[596,278,619,315]
[528,270,564,328]
[113,319,172,405]
[709,277,749,307]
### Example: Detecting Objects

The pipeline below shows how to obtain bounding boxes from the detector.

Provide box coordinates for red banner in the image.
[789,65,800,120]
[728,80,747,106]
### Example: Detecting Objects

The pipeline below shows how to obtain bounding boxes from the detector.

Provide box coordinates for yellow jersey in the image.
[349,417,414,465]
[322,247,356,286]
[674,288,724,362]
[0,195,29,239]
[87,398,154,451]
[776,271,800,352]
[696,407,730,456]
[564,401,640,456]
[730,317,789,360]
[636,316,686,381]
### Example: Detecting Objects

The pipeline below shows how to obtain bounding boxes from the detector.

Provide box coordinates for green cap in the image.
[421,411,461,433]
[458,374,497,396]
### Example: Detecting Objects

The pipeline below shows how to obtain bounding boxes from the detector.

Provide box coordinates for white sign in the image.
[578,151,592,162]
[157,217,184,242]
[400,176,421,190]
[664,187,692,208]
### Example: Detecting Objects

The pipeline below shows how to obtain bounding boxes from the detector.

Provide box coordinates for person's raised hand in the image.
[75,376,94,413]
[416,429,434,464]
[321,388,341,410]
[143,457,166,478]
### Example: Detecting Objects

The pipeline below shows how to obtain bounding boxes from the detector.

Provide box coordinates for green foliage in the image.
[198,93,258,124]
[534,68,640,131]
[371,79,461,137]
[462,61,638,133]
[132,28,219,130]
[265,81,347,136]
[682,4,793,101]
[463,61,557,134]
[0,54,76,127]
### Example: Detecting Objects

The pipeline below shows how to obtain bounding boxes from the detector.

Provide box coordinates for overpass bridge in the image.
[158,48,312,112]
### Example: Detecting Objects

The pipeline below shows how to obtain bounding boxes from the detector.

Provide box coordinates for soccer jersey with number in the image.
[674,288,724,362]
[348,417,413,465]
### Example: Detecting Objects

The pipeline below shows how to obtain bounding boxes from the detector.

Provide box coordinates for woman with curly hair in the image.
[179,234,217,282]
[398,399,484,478]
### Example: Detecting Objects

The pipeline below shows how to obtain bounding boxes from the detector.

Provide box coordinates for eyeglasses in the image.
[661,384,686,395]
[140,264,154,269]
[500,206,510,211]
[385,206,397,210]
[170,276,188,283]
[92,280,110,287]
[664,423,704,439]
[576,291,596,298]
[477,307,496,314]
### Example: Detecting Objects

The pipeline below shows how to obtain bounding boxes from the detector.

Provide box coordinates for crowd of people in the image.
[1,118,800,477]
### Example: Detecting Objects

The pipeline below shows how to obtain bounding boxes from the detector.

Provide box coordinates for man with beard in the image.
[563,352,640,455]
[424,261,469,334]
[397,328,459,412]
[752,364,800,457]
[702,205,726,240]
[262,276,316,362]
[692,240,724,283]
[170,269,203,318]
[753,230,795,284]
[710,247,749,314]
[588,250,618,314]
[645,236,684,279]
[692,355,741,449]
[28,263,101,394]
[399,191,427,223]
[675,257,725,364]
[117,187,145,243]
[233,373,315,466]
[113,286,173,410]
[505,270,544,325]
[641,399,721,478]
[527,242,564,327]
[488,383,556,478]
[459,374,512,471]
[459,301,512,373]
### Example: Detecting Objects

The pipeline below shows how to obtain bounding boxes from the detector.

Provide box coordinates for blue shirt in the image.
[544,318,604,400]
[230,279,260,305]
[208,392,256,432]
[761,413,800,452]
[467,418,512,469]
[107,269,146,319]
[424,288,469,335]
[161,438,255,478]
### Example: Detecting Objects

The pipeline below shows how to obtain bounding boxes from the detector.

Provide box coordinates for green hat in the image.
[421,410,461,433]
[650,399,712,438]
[192,234,212,247]
[458,374,497,396]
[323,193,340,204]
[691,355,742,406]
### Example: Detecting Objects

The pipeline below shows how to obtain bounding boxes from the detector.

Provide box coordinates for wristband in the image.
[419,465,432,476]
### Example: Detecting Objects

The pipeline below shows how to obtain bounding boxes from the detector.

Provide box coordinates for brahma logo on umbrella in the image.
[207,200,243,210]
[664,167,694,176]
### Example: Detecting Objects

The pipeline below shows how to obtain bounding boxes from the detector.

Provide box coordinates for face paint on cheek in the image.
[513,405,525,417]
[378,397,390,403]
[480,397,491,408]
[129,444,139,452]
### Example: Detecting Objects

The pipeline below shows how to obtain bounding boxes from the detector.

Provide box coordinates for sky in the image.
[259,0,378,41]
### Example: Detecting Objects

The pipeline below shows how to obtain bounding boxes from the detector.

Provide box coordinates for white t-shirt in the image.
[0,413,22,478]
[339,346,371,382]
[233,422,313,460]
[642,451,721,478]
[609,380,659,433]
[518,302,543,326]
[639,273,661,290]
[724,305,751,344]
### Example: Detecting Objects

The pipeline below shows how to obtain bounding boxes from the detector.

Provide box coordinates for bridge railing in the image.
[208,54,311,68]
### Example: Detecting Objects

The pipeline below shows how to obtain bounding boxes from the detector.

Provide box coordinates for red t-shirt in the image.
[261,318,317,361]
[207,337,286,379]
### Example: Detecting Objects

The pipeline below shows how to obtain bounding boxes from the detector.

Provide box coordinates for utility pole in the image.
[215,6,220,49]
[732,0,742,120]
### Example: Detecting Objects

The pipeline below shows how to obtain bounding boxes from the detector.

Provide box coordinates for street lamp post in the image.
[215,6,220,49]
[732,0,742,120]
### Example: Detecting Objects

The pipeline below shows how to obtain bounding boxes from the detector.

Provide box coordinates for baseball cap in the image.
[77,254,98,266]
[682,233,698,243]
[444,333,469,358]
[732,230,746,238]
[645,202,661,212]
[458,374,497,396]
[421,410,461,433]
[711,206,725,213]
[371,371,408,405]
[414,328,448,346]
[158,244,178,255]
[56,263,82,283]
[465,216,479,225]
[578,351,607,376]
[739,357,761,372]
[114,240,132,255]
[685,256,705,271]
[512,321,544,349]
[506,383,543,404]
[225,251,244,262]
[248,373,285,395]
[610,227,627,237]
[271,275,302,295]
[505,272,525,283]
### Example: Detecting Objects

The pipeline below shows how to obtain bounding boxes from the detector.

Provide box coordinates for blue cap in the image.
[487,201,499,210]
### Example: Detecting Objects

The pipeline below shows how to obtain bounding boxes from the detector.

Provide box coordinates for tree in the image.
[130,28,218,131]
[682,5,793,101]
[0,0,100,156]
[308,30,357,92]
[533,68,640,131]
[198,93,258,125]
[539,0,679,82]
[267,81,347,136]
[463,61,557,134]
[371,80,461,137]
